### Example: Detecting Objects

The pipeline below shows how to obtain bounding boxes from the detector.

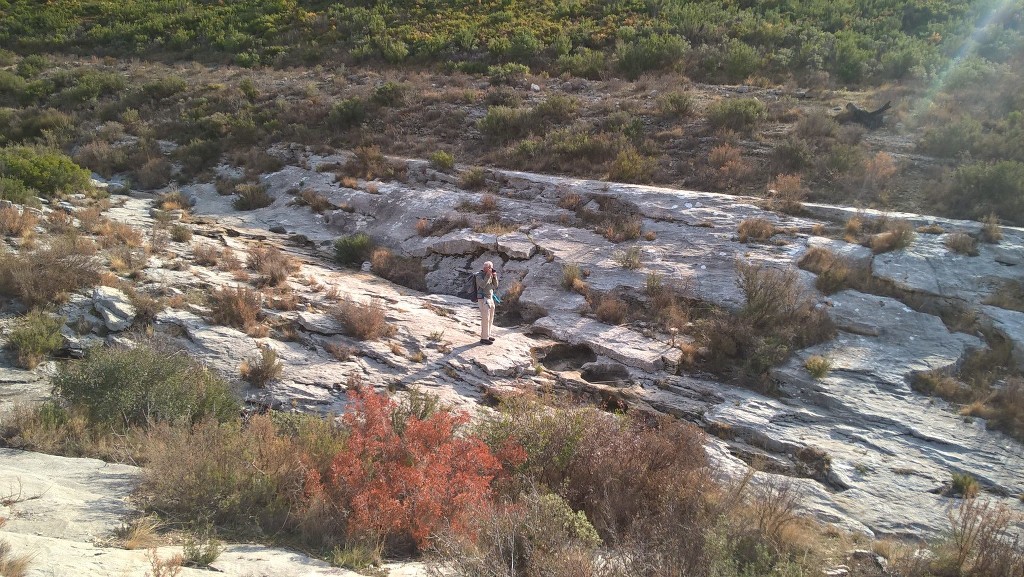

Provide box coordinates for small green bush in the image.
[232,183,274,210]
[707,98,767,132]
[658,91,695,118]
[52,340,239,429]
[328,98,366,129]
[804,355,831,379]
[7,310,64,369]
[950,472,979,498]
[487,63,530,85]
[429,150,455,171]
[334,233,375,266]
[459,167,488,190]
[372,82,405,107]
[607,147,655,183]
[240,345,283,388]
[170,224,193,242]
[0,175,38,205]
[943,161,1024,225]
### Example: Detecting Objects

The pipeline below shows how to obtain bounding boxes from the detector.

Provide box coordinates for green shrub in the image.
[487,63,530,86]
[658,91,695,118]
[372,82,405,107]
[328,98,366,129]
[804,355,831,379]
[140,75,188,102]
[459,167,489,190]
[0,146,91,198]
[240,345,283,388]
[170,224,193,243]
[429,150,455,171]
[722,39,761,82]
[950,472,979,498]
[232,183,274,210]
[7,310,64,369]
[607,147,655,183]
[555,48,606,80]
[707,98,767,132]
[943,161,1024,225]
[16,55,48,78]
[52,340,239,429]
[0,175,38,205]
[334,233,375,266]
[615,33,688,80]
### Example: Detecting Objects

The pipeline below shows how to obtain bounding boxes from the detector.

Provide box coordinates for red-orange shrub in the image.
[320,388,503,553]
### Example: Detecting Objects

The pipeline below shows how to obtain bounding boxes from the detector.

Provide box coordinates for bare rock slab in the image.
[532,314,681,372]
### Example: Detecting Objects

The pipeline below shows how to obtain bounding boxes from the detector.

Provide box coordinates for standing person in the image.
[475,261,499,344]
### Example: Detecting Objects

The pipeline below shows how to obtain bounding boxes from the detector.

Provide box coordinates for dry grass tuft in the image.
[797,247,868,295]
[980,213,1002,244]
[156,190,190,212]
[983,280,1024,313]
[98,220,144,248]
[0,235,101,308]
[804,355,831,379]
[209,285,262,333]
[594,294,628,325]
[117,515,164,550]
[737,218,775,243]
[296,189,333,213]
[240,345,283,388]
[331,298,395,341]
[246,245,299,286]
[0,206,38,237]
[0,531,33,577]
[369,247,427,291]
[869,219,915,254]
[945,232,979,256]
[766,173,806,214]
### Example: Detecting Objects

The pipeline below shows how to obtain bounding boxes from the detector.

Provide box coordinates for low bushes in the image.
[52,340,239,429]
[699,261,835,389]
[797,247,869,295]
[869,219,915,253]
[706,98,766,133]
[0,145,91,197]
[7,310,64,369]
[0,205,38,237]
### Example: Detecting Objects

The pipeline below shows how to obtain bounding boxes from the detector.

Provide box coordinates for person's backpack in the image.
[458,273,478,302]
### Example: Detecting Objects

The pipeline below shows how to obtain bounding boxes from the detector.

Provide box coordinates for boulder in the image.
[92,286,136,331]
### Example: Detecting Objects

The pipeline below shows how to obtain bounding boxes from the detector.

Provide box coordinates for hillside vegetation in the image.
[2,1,1024,222]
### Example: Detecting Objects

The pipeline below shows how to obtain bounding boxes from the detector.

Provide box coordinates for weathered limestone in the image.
[92,286,136,331]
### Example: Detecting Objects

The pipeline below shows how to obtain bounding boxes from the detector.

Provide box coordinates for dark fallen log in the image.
[835,101,891,129]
